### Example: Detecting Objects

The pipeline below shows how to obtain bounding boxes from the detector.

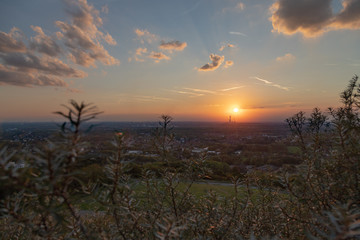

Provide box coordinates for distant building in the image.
[192,147,208,154]
[207,151,220,155]
[127,150,143,155]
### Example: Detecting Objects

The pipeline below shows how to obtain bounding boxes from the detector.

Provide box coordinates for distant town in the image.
[0,121,300,178]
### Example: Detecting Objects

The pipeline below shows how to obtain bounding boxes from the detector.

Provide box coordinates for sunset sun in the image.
[233,108,239,113]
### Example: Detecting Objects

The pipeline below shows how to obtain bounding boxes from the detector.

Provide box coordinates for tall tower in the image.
[229,115,231,123]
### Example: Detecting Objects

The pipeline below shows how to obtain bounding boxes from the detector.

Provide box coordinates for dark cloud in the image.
[0,0,120,88]
[159,40,187,51]
[270,0,360,37]
[198,54,224,71]
[0,52,86,78]
[0,64,68,87]
[333,0,360,29]
[30,26,62,57]
[0,28,26,53]
[270,0,333,37]
[148,51,170,62]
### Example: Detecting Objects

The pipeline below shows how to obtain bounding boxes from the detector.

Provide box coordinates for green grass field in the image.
[287,146,301,154]
[75,180,248,210]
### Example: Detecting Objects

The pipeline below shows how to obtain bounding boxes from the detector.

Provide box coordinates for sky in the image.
[0,0,360,122]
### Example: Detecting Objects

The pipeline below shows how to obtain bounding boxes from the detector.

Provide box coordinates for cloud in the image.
[219,43,235,51]
[0,52,86,78]
[101,4,109,14]
[148,51,170,62]
[170,86,241,98]
[229,31,247,37]
[159,40,187,51]
[183,87,216,94]
[136,47,147,55]
[224,60,234,68]
[117,93,173,103]
[220,86,244,91]
[30,26,62,57]
[252,76,290,91]
[0,28,26,53]
[270,0,360,37]
[0,0,117,89]
[103,32,117,46]
[198,54,224,71]
[276,53,295,62]
[223,2,245,13]
[0,49,86,88]
[134,29,158,44]
[132,30,185,63]
[333,0,360,29]
[134,29,146,37]
[170,90,204,97]
[236,2,245,11]
[182,1,202,15]
[128,47,147,62]
[133,28,187,62]
[56,0,119,66]
[0,64,68,87]
[67,87,82,93]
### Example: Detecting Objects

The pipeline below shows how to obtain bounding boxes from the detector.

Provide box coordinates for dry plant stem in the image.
[61,192,90,240]
[109,138,127,240]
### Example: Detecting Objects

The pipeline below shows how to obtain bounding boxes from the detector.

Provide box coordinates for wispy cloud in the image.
[198,54,224,71]
[219,43,235,51]
[183,87,216,94]
[182,0,202,15]
[128,47,148,62]
[169,90,204,97]
[236,2,245,11]
[251,76,290,91]
[206,104,224,108]
[229,31,247,37]
[222,2,245,13]
[118,94,173,103]
[101,4,109,14]
[243,102,301,109]
[276,53,296,62]
[220,86,244,92]
[169,85,243,98]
